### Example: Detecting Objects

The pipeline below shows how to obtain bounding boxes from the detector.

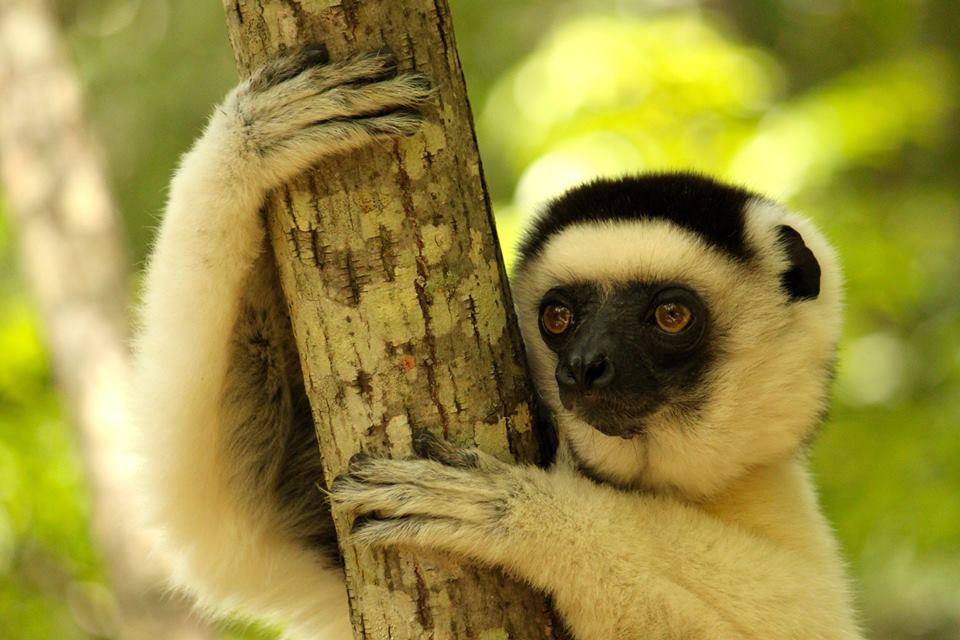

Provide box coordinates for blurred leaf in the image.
[730,52,955,197]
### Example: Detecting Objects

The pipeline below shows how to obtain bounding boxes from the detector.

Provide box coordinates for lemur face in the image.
[512,173,843,497]
[536,281,713,439]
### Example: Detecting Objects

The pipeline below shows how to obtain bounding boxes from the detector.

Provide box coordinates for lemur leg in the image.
[331,432,861,640]
[133,46,430,637]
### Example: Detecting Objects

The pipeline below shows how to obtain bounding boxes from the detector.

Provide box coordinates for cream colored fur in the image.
[131,50,429,637]
[332,198,863,639]
[512,200,843,497]
[135,45,860,639]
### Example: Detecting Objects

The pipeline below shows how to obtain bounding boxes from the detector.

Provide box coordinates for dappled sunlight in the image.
[0,2,957,638]
[482,14,777,176]
[486,13,951,228]
[838,331,912,406]
[730,54,953,197]
[483,9,960,639]
[514,132,649,210]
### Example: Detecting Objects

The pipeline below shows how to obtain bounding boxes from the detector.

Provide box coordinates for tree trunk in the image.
[223,1,560,638]
[0,1,214,638]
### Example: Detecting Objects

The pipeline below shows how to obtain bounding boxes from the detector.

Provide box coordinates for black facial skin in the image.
[539,283,712,438]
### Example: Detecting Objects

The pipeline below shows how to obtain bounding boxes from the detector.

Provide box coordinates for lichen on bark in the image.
[222,1,561,638]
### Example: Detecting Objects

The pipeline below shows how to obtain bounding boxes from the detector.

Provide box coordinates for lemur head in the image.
[512,173,842,499]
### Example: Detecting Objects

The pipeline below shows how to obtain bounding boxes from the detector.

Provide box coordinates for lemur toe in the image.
[345,48,400,83]
[249,42,331,92]
[357,109,425,138]
[302,49,403,92]
[411,429,446,457]
[347,451,372,473]
[350,515,423,546]
[412,429,481,469]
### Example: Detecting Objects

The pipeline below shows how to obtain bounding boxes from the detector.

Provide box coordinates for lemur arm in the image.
[132,46,429,636]
[331,432,862,640]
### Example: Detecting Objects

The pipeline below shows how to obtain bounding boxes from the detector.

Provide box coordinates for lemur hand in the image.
[211,44,432,193]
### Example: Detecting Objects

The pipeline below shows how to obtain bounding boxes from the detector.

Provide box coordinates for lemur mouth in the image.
[559,390,597,411]
[564,402,646,439]
[591,418,644,439]
[560,391,652,439]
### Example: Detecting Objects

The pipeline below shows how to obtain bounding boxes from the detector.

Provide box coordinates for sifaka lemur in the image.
[133,46,862,639]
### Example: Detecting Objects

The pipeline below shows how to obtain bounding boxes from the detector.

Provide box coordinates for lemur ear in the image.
[775,225,821,301]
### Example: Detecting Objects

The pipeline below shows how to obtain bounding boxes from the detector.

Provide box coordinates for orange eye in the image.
[542,303,573,335]
[654,302,692,333]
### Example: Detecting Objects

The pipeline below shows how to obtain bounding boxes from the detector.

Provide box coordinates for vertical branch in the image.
[223,1,560,638]
[0,1,213,638]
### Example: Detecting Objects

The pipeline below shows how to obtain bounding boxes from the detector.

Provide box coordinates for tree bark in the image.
[0,1,214,638]
[223,1,560,639]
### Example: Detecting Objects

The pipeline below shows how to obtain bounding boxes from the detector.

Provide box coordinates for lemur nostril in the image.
[557,351,614,392]
[584,355,614,390]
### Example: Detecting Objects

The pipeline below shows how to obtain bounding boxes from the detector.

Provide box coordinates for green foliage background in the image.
[1,1,958,638]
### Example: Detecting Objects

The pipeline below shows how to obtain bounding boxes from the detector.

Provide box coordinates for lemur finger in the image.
[254,110,423,172]
[353,109,425,137]
[247,46,399,96]
[247,42,331,93]
[247,49,411,111]
[347,452,372,473]
[329,475,500,523]
[334,456,480,490]
[412,429,482,469]
[303,49,401,91]
[412,429,509,474]
[288,110,423,151]
[350,515,472,551]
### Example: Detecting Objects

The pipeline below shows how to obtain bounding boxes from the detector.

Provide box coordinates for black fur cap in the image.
[516,172,761,266]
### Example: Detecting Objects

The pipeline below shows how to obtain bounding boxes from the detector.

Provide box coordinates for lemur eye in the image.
[654,302,692,334]
[542,303,573,335]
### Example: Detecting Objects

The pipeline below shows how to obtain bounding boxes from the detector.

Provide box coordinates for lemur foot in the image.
[330,431,534,561]
[219,45,432,188]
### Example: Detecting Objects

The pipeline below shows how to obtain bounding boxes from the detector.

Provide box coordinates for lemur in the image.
[133,46,862,639]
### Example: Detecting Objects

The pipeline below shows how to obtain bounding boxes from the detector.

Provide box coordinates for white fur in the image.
[135,46,860,639]
[511,198,843,497]
[331,195,860,638]
[335,448,860,639]
[131,51,430,637]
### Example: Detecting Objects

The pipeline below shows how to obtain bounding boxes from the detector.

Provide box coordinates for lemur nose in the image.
[557,352,615,393]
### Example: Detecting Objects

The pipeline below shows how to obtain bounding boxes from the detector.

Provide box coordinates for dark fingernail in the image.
[348,452,371,469]
[330,474,349,490]
[409,74,432,92]
[301,42,330,66]
[411,429,434,454]
[350,515,372,534]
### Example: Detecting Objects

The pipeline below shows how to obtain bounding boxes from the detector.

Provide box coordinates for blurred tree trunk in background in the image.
[223,1,561,638]
[0,1,213,638]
